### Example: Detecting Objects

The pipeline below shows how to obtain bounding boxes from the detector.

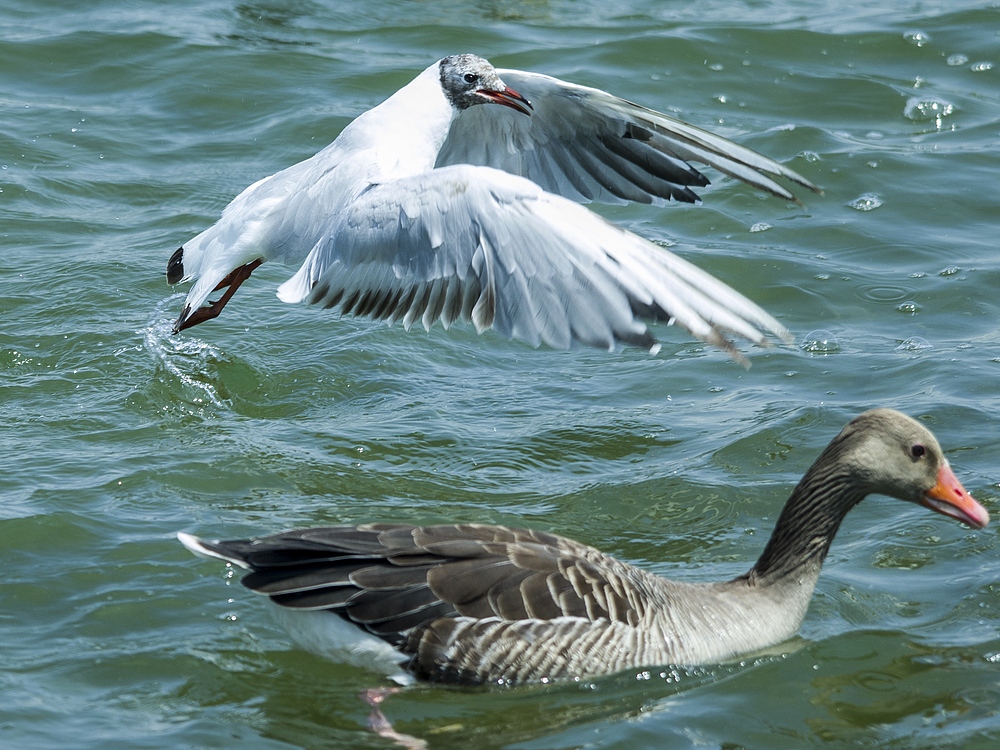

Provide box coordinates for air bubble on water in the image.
[801,330,839,354]
[750,222,771,233]
[896,301,920,315]
[903,30,931,47]
[939,266,960,276]
[904,96,955,121]
[971,62,994,72]
[947,54,969,66]
[896,337,932,352]
[709,63,724,71]
[848,193,882,211]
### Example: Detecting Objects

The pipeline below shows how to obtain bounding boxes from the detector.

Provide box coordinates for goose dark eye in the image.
[910,444,926,459]
[464,73,479,84]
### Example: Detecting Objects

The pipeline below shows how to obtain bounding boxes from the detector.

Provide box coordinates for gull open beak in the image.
[478,86,533,116]
[920,461,990,529]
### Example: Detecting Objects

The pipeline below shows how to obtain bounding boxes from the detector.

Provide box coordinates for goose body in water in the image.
[179,409,988,686]
[166,54,819,363]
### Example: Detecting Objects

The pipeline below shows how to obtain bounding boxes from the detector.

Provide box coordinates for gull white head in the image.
[437,54,533,115]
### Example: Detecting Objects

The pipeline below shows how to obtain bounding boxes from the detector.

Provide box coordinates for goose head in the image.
[824,408,988,528]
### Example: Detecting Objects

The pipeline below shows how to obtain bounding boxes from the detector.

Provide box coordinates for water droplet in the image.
[800,150,820,162]
[801,330,839,354]
[896,337,932,352]
[903,30,931,47]
[971,61,994,72]
[848,193,883,211]
[749,222,771,233]
[947,53,969,66]
[896,300,920,314]
[904,96,955,121]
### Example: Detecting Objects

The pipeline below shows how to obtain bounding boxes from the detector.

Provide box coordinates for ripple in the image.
[848,193,882,211]
[856,285,907,303]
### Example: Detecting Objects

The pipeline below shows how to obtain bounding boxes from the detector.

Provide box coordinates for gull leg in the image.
[172,258,264,333]
[362,687,427,750]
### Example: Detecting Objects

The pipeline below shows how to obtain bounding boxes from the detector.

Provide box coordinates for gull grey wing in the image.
[437,68,820,205]
[275,165,790,361]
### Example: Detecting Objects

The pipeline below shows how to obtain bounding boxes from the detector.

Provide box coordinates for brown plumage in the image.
[179,409,989,686]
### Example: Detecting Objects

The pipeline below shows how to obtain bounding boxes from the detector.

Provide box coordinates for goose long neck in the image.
[750,438,866,583]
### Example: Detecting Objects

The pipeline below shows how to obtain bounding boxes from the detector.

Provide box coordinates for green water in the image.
[3,1,999,747]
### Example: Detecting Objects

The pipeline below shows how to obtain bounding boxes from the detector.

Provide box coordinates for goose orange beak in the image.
[921,462,989,529]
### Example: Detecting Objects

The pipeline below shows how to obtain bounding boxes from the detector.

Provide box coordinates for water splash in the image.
[904,97,955,130]
[848,193,883,212]
[896,337,932,352]
[801,330,839,354]
[903,30,931,47]
[139,294,227,407]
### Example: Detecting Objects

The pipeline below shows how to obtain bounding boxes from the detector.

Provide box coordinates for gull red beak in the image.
[920,462,990,529]
[478,86,533,116]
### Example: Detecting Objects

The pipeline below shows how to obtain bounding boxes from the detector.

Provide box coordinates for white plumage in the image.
[168,55,820,361]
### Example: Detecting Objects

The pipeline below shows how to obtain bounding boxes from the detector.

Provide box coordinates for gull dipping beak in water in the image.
[166,54,820,363]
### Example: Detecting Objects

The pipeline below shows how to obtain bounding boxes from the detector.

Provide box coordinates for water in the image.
[3,1,999,747]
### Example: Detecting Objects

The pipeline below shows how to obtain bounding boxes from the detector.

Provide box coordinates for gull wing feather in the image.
[276,165,790,361]
[437,69,820,206]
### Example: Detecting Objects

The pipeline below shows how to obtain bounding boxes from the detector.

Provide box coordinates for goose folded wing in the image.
[214,523,654,646]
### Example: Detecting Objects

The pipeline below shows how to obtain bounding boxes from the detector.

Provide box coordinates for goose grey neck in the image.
[749,436,867,583]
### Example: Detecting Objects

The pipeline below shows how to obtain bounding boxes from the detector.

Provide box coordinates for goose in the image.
[166,54,820,363]
[178,409,988,686]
